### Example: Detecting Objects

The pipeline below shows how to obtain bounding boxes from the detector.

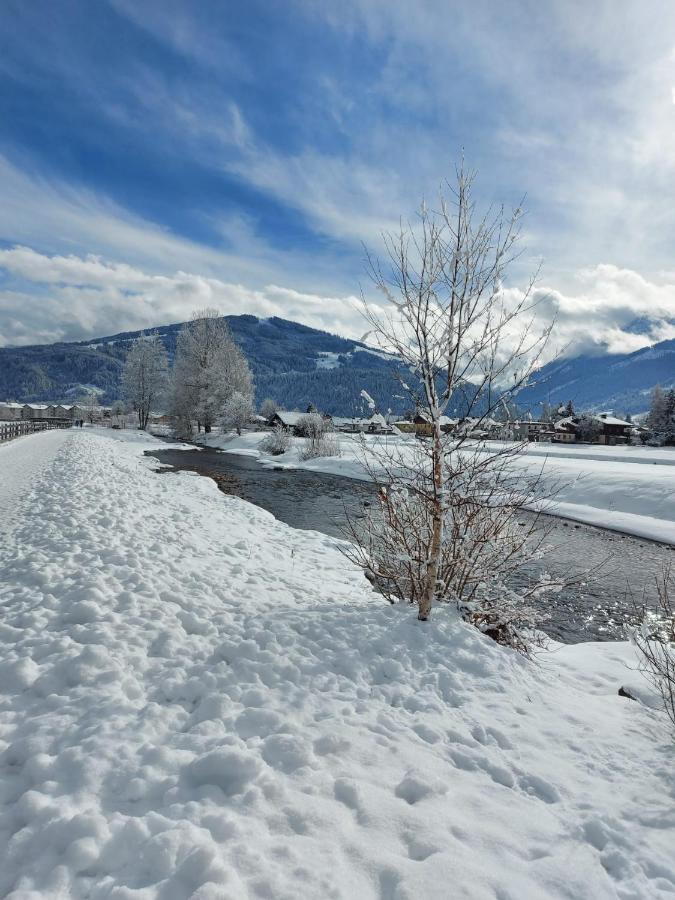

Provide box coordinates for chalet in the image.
[0,402,24,421]
[553,418,576,443]
[407,412,460,436]
[269,411,307,433]
[513,420,556,442]
[21,403,53,420]
[331,414,393,434]
[594,412,632,445]
[550,413,631,445]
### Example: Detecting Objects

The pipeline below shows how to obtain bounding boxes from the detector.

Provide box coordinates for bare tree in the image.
[121,333,169,430]
[81,390,101,425]
[172,309,253,434]
[296,412,341,460]
[260,425,291,455]
[347,163,556,628]
[633,569,675,733]
[222,391,254,436]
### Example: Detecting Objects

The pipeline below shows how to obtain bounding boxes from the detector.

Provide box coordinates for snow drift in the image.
[0,430,673,898]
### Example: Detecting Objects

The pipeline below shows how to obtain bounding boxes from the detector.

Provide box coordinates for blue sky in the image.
[2,0,675,354]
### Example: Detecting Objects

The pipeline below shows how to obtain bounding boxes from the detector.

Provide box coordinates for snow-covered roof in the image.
[0,401,25,409]
[273,411,305,426]
[332,414,389,428]
[595,413,632,427]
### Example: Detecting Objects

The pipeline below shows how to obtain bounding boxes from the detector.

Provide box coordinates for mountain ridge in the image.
[1,315,674,416]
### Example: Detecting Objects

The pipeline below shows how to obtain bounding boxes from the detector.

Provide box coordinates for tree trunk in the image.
[419,421,444,621]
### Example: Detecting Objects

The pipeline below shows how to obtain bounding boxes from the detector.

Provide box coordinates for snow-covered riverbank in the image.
[199,430,675,545]
[1,429,674,898]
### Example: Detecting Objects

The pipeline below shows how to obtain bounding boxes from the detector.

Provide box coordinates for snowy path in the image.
[0,430,674,898]
[0,429,72,542]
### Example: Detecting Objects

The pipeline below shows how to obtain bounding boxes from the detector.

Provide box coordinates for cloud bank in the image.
[3,247,675,364]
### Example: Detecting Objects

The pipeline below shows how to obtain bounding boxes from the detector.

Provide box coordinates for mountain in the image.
[2,314,673,417]
[516,338,675,415]
[0,316,418,417]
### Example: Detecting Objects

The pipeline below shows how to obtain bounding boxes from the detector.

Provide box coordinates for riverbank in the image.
[197,430,675,546]
[1,428,673,897]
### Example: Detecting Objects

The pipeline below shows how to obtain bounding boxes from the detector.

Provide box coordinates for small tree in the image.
[121,333,169,430]
[81,391,101,424]
[575,413,601,443]
[260,425,291,455]
[346,163,555,626]
[633,570,675,734]
[260,398,278,421]
[222,391,254,436]
[296,412,340,460]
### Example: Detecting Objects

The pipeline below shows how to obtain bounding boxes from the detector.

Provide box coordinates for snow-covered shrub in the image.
[221,391,254,436]
[299,429,341,460]
[295,412,326,440]
[342,439,558,654]
[260,425,291,456]
[633,571,675,733]
[295,413,342,460]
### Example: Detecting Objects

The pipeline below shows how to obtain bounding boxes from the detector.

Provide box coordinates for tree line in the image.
[120,308,254,434]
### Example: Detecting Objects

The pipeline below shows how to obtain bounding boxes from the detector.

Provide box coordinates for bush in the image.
[633,570,675,733]
[259,426,291,456]
[299,430,341,460]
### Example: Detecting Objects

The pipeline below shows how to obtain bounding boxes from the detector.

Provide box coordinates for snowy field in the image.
[199,431,675,545]
[1,428,674,898]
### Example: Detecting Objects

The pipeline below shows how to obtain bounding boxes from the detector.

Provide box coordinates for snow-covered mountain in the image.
[516,338,675,415]
[0,316,410,417]
[1,314,673,416]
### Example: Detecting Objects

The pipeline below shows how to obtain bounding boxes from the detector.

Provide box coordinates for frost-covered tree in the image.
[172,309,253,433]
[574,413,601,443]
[81,390,101,424]
[121,334,169,430]
[647,385,675,444]
[296,412,340,460]
[346,163,556,628]
[259,425,291,455]
[260,397,278,421]
[222,391,254,436]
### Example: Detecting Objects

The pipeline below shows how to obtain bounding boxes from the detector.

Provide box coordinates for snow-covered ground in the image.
[198,431,675,545]
[0,427,673,897]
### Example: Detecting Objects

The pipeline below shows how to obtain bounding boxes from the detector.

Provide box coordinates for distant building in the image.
[593,412,632,445]
[269,411,308,433]
[331,414,392,434]
[0,401,24,421]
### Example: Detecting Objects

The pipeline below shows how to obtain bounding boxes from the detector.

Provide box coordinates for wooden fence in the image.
[0,420,73,444]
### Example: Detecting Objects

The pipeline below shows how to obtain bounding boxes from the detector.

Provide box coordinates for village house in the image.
[331,414,393,435]
[268,411,310,433]
[512,420,557,442]
[21,403,54,420]
[0,402,25,421]
[400,412,460,436]
[553,419,577,442]
[593,413,632,445]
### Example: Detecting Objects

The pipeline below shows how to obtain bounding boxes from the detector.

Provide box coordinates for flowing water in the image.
[147,447,674,643]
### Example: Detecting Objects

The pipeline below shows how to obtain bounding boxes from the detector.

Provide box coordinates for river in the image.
[147,447,674,644]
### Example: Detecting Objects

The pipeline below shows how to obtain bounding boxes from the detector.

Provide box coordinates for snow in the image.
[1,428,673,897]
[202,431,675,545]
[316,351,342,370]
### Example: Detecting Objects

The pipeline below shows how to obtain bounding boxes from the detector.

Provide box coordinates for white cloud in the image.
[0,246,364,346]
[2,247,675,367]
